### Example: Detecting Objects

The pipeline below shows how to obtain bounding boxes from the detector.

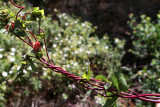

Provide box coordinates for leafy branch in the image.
[0,0,160,105]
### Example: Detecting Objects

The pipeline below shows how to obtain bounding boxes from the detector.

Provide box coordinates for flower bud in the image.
[11,21,15,31]
[32,41,41,52]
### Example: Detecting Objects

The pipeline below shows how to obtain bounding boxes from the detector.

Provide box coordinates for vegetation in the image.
[0,0,160,106]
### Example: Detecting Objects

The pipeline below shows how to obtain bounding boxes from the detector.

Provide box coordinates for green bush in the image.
[128,13,160,106]
[0,1,124,106]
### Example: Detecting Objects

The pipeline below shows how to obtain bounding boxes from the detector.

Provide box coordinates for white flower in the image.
[53,44,57,48]
[55,37,58,40]
[53,53,56,57]
[11,48,16,52]
[74,21,77,24]
[43,72,47,76]
[10,52,15,56]
[43,68,47,71]
[10,57,15,62]
[60,29,63,32]
[86,62,90,65]
[68,40,72,43]
[62,13,66,16]
[87,50,91,54]
[75,51,78,54]
[17,66,21,70]
[103,36,106,39]
[0,48,4,51]
[105,46,109,50]
[23,69,27,74]
[28,66,32,70]
[0,54,3,58]
[115,38,119,43]
[2,71,8,77]
[62,57,65,60]
[48,52,52,56]
[43,45,45,49]
[79,48,83,52]
[65,38,68,41]
[79,36,83,40]
[65,23,68,26]
[58,14,62,18]
[58,33,61,37]
[64,54,67,57]
[59,51,63,54]
[73,62,78,66]
[54,8,57,12]
[9,70,13,74]
[82,23,85,27]
[64,47,69,51]
[78,41,82,44]
[96,41,100,44]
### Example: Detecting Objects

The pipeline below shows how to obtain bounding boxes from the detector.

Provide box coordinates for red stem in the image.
[9,0,25,9]
[7,0,160,103]
[16,8,24,20]
[44,38,53,65]
[26,30,37,41]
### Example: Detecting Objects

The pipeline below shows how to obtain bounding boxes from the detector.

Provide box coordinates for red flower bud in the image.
[22,15,26,21]
[32,41,41,52]
[11,21,15,31]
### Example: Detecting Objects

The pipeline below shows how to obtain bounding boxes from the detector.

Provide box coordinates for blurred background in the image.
[0,0,160,106]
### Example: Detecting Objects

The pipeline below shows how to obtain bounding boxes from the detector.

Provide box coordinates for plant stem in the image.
[9,0,25,9]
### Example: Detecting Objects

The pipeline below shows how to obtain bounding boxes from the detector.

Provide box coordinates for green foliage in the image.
[128,12,160,106]
[30,7,45,21]
[82,66,92,81]
[103,96,118,107]
[110,71,128,92]
[95,74,108,82]
[0,1,126,106]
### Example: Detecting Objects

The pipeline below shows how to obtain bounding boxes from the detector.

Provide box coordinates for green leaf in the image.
[30,63,37,72]
[95,74,108,82]
[33,7,39,12]
[14,19,22,28]
[39,9,44,16]
[31,7,45,21]
[103,96,118,107]
[14,28,26,37]
[37,33,45,39]
[104,81,112,90]
[82,66,91,81]
[110,71,128,92]
[10,11,14,18]
[116,72,128,92]
[87,66,91,80]
[110,73,118,89]
[15,67,25,80]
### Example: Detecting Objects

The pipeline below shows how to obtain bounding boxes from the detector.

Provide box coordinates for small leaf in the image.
[115,72,128,92]
[104,81,112,90]
[110,71,128,92]
[10,11,14,18]
[30,63,37,72]
[95,74,108,82]
[82,66,91,81]
[110,73,118,89]
[103,96,118,107]
[37,33,45,39]
[86,66,91,81]
[82,72,87,79]
[15,67,25,80]
[33,7,39,12]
